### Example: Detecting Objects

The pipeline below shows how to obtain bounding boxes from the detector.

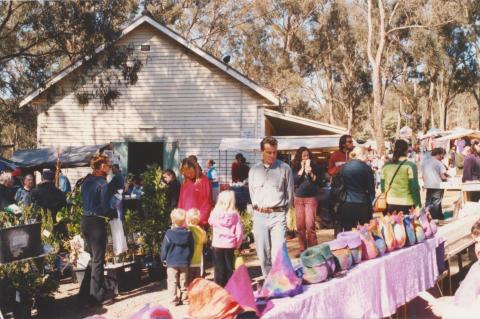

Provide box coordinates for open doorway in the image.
[128,142,163,175]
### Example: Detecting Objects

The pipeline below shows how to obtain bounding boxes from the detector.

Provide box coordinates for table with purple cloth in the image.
[262,237,442,319]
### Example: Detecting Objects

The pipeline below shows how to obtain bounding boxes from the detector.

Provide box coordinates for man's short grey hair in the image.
[0,172,13,184]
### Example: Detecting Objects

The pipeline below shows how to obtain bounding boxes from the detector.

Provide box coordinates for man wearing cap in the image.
[31,170,67,234]
[249,136,294,277]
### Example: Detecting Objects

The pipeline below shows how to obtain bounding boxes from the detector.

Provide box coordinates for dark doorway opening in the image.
[128,142,163,175]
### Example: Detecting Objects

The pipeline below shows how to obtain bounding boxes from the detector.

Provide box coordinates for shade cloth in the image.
[11,144,109,169]
[218,136,342,152]
[262,237,441,319]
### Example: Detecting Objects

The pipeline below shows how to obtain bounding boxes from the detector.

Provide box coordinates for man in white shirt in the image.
[422,147,448,220]
[249,137,294,277]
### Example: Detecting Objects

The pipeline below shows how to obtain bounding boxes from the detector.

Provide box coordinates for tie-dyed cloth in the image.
[258,243,303,299]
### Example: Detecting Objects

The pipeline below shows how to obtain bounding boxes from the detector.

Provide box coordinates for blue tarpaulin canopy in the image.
[11,144,109,169]
[0,157,16,171]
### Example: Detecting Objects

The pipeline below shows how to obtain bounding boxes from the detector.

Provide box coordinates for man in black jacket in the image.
[31,170,67,235]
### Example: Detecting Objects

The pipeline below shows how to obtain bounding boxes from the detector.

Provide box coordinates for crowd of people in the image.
[2,133,480,314]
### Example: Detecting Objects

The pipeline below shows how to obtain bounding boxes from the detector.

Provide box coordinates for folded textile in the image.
[188,278,243,319]
[225,265,259,316]
[258,243,303,299]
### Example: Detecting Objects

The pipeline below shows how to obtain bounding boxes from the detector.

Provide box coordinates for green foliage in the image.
[0,262,59,301]
[124,165,169,257]
[0,205,39,228]
[239,211,253,239]
[0,206,59,303]
[56,191,83,239]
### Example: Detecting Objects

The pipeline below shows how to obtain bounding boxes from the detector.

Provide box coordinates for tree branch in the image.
[366,0,375,66]
[388,1,399,27]
[386,20,455,35]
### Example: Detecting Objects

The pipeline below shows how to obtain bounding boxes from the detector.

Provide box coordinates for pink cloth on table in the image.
[262,237,440,319]
[178,174,212,227]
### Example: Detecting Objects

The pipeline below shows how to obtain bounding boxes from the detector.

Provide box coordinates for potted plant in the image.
[0,204,60,318]
[124,165,170,281]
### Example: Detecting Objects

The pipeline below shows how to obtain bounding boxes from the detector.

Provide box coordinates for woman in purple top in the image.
[462,144,480,182]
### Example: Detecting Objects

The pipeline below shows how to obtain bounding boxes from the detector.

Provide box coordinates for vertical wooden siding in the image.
[36,24,271,183]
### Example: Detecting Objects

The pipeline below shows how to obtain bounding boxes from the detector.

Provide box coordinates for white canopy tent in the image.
[435,128,480,142]
[218,135,343,152]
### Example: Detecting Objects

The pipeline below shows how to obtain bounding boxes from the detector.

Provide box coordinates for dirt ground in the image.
[24,229,334,319]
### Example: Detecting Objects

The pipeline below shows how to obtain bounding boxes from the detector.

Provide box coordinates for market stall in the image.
[262,237,441,319]
[11,144,110,170]
[218,135,342,211]
[218,135,342,180]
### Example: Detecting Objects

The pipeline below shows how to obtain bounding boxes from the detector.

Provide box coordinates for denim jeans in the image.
[253,211,287,277]
[425,188,445,220]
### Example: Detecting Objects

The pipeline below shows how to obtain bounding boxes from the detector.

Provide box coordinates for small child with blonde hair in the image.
[186,208,207,282]
[160,208,194,306]
[208,190,243,287]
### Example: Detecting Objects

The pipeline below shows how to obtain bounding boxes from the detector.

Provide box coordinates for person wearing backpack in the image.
[337,146,375,231]
[381,140,421,214]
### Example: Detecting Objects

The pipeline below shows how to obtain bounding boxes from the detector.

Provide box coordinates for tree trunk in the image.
[367,0,386,156]
[472,88,480,130]
[347,107,353,134]
[372,67,385,155]
[396,99,402,139]
[437,87,448,131]
[423,88,432,132]
[327,69,335,124]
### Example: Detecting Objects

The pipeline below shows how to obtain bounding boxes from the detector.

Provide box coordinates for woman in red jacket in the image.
[178,157,212,228]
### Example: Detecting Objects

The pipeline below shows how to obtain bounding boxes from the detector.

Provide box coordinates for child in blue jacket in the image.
[160,208,194,306]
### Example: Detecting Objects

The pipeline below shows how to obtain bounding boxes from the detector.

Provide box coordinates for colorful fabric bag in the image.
[337,231,363,264]
[355,225,378,260]
[300,244,336,284]
[326,239,353,271]
[258,243,303,299]
[413,216,426,243]
[391,213,406,248]
[188,278,243,319]
[416,208,433,238]
[379,216,397,252]
[369,219,387,255]
[403,214,416,246]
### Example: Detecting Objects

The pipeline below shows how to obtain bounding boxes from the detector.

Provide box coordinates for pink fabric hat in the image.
[225,264,259,316]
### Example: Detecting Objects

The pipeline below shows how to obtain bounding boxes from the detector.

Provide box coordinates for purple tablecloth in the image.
[262,237,441,319]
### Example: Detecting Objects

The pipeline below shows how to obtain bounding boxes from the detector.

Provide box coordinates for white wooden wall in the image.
[35,24,271,184]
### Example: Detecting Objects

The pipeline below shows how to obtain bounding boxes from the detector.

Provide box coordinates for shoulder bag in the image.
[373,160,407,213]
